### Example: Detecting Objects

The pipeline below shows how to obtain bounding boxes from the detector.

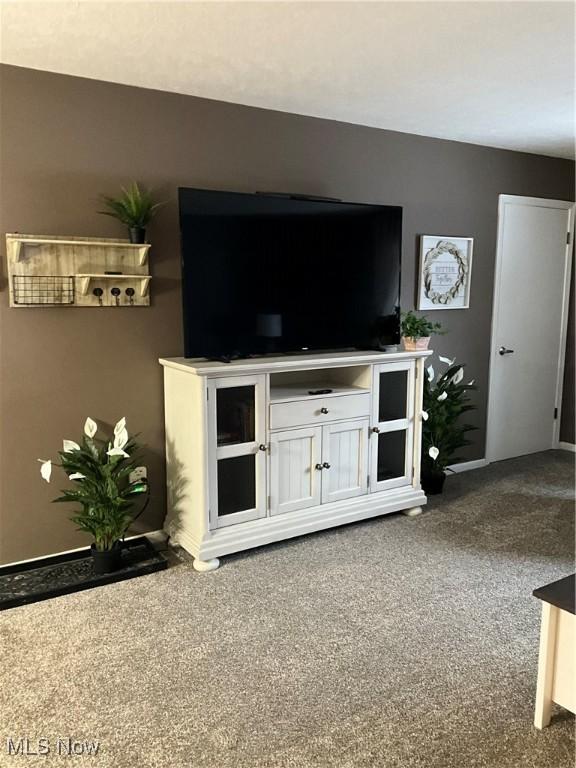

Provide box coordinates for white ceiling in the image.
[1,1,574,159]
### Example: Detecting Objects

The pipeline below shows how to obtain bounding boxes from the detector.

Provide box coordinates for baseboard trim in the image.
[447,458,489,473]
[1,529,167,569]
[557,441,576,453]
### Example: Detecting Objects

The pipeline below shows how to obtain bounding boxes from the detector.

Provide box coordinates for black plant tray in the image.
[0,536,167,611]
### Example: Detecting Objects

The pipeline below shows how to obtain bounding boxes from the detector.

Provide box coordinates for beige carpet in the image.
[1,450,574,767]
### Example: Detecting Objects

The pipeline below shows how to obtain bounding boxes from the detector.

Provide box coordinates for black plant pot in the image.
[129,226,146,244]
[421,471,446,495]
[90,543,122,575]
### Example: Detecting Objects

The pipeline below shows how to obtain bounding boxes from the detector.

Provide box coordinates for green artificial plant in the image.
[99,182,164,229]
[38,417,147,551]
[422,356,477,475]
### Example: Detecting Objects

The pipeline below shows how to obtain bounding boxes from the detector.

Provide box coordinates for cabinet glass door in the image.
[378,369,409,422]
[216,386,255,446]
[370,362,415,492]
[217,455,256,517]
[208,375,266,528]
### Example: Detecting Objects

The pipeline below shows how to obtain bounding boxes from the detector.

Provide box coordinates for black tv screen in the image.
[179,188,402,359]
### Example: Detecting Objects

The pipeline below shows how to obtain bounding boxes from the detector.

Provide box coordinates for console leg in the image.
[403,506,423,517]
[534,603,558,729]
[193,557,220,572]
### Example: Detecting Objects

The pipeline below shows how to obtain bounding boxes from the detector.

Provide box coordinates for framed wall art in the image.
[418,235,473,310]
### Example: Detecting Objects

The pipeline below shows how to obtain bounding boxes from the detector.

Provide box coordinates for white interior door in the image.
[269,427,322,515]
[487,195,574,461]
[321,419,369,504]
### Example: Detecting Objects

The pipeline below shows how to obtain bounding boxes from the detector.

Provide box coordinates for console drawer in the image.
[270,393,370,430]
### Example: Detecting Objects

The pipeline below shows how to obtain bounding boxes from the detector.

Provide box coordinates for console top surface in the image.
[159,348,432,377]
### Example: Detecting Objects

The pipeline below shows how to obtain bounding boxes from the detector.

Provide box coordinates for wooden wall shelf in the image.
[5,234,152,307]
[77,274,151,297]
[9,234,150,266]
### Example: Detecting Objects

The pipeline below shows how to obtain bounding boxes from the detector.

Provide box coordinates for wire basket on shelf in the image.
[12,275,75,305]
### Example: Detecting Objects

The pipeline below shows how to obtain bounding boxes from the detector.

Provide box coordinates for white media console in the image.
[160,350,431,571]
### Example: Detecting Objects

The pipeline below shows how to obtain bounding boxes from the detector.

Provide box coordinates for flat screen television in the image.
[179,188,402,359]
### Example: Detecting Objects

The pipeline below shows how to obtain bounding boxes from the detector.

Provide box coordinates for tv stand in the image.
[160,349,431,571]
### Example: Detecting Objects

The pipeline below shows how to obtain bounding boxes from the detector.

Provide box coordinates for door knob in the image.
[315,463,324,471]
[371,427,380,434]
[320,407,329,414]
[322,462,331,470]
[498,346,515,356]
[258,444,267,452]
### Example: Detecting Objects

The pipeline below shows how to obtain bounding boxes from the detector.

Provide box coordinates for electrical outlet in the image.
[129,466,148,484]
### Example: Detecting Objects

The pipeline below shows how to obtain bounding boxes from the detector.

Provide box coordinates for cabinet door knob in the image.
[258,444,267,452]
[320,407,329,414]
[322,462,331,470]
[315,463,324,471]
[371,427,380,434]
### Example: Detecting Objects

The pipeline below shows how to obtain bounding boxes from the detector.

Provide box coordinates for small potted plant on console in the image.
[400,310,444,351]
[38,417,148,574]
[421,356,477,494]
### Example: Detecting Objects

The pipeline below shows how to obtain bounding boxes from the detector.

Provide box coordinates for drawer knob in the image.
[315,463,324,471]
[371,427,380,434]
[322,462,331,470]
[320,407,329,414]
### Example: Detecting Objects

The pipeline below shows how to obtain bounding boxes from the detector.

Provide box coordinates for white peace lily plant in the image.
[38,417,146,551]
[422,356,477,475]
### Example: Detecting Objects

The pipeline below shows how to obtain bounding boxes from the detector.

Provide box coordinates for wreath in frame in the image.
[423,240,469,305]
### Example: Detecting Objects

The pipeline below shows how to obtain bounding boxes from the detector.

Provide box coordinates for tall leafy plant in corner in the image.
[38,417,147,553]
[421,356,477,493]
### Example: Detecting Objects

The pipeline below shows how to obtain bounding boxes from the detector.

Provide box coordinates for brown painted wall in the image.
[1,64,574,564]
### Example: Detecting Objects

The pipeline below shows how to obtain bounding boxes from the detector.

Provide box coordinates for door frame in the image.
[486,195,575,462]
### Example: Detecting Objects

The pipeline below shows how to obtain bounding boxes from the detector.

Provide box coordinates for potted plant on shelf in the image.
[38,417,148,574]
[99,182,164,244]
[400,310,444,351]
[421,356,477,494]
